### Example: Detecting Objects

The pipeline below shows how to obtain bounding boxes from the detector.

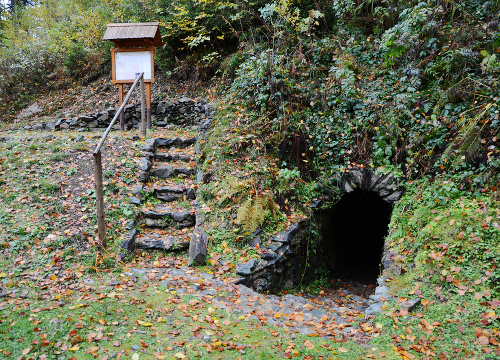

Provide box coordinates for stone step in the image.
[156,137,196,149]
[154,152,194,163]
[153,185,196,202]
[141,206,195,229]
[151,165,195,179]
[135,229,190,251]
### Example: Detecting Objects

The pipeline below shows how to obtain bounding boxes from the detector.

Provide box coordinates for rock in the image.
[132,135,140,141]
[250,236,261,247]
[157,121,167,127]
[136,236,189,251]
[129,196,141,205]
[377,276,389,286]
[131,185,143,198]
[125,220,136,230]
[137,170,150,183]
[88,120,98,128]
[156,138,174,147]
[156,193,179,202]
[120,229,137,252]
[152,166,174,178]
[0,287,8,298]
[171,211,193,222]
[17,103,43,119]
[365,302,385,315]
[138,158,151,171]
[375,286,390,295]
[175,167,195,176]
[97,114,109,122]
[186,187,196,200]
[189,225,209,266]
[78,115,95,122]
[130,268,146,275]
[32,123,44,130]
[399,298,421,312]
[369,294,392,302]
[274,223,299,243]
[45,123,56,131]
[196,170,203,184]
[236,259,258,276]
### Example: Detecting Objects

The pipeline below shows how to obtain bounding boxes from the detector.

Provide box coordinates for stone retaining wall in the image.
[23,97,212,131]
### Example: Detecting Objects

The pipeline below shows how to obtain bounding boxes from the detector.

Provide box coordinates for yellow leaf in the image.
[338,347,348,353]
[175,352,186,359]
[0,273,7,278]
[156,317,165,323]
[68,345,79,351]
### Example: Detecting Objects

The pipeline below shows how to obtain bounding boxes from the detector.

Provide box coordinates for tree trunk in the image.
[10,0,17,13]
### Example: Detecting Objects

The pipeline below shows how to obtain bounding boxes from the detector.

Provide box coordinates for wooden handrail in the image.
[93,72,146,247]
[94,72,145,155]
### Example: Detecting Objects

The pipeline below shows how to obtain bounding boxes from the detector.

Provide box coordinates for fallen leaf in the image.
[303,340,314,349]
[479,336,490,345]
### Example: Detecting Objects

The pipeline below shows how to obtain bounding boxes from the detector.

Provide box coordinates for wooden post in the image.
[93,151,106,248]
[140,75,146,137]
[119,84,124,131]
[146,83,152,129]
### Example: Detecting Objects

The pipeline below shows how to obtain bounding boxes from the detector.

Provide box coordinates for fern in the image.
[443,103,492,164]
[236,192,281,232]
[219,176,253,204]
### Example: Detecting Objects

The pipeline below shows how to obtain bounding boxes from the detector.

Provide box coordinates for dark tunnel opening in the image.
[319,190,393,285]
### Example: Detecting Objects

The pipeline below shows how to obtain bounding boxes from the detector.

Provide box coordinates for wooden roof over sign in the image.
[103,22,162,48]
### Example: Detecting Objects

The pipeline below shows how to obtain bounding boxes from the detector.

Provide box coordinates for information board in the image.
[114,51,152,81]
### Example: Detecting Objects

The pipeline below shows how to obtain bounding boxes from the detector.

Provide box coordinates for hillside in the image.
[1,0,500,359]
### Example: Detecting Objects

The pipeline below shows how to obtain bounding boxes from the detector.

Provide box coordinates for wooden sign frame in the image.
[111,47,155,85]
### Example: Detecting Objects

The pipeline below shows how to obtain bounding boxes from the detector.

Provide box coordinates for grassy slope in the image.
[0,128,367,359]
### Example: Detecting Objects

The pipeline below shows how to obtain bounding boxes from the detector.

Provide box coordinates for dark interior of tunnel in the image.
[317,190,393,285]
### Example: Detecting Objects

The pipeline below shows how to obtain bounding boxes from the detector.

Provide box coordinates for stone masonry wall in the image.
[22,97,212,131]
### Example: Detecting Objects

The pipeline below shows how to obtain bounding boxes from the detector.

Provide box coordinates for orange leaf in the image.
[321,315,328,321]
[22,348,31,355]
[303,340,314,349]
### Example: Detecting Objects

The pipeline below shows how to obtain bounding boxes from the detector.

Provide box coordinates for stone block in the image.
[189,226,209,266]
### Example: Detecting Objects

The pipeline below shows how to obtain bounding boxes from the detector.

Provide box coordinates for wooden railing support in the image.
[93,151,106,247]
[140,76,146,137]
[93,72,146,247]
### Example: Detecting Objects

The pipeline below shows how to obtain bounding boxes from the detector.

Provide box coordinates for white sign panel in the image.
[115,51,152,81]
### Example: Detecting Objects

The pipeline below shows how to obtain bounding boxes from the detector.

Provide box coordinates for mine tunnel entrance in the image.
[318,190,393,285]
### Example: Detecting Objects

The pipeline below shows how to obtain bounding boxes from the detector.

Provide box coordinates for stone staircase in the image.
[124,135,201,253]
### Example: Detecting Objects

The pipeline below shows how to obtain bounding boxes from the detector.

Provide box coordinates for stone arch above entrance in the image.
[340,169,404,203]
